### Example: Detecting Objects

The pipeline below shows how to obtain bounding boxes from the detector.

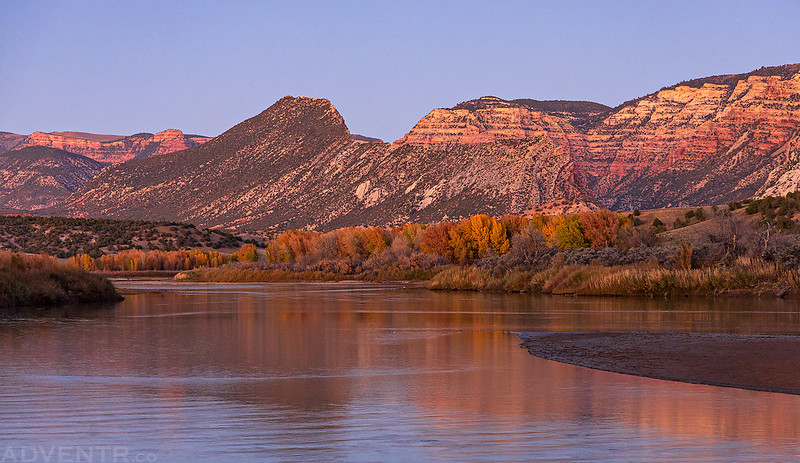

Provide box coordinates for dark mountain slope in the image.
[0,146,104,210]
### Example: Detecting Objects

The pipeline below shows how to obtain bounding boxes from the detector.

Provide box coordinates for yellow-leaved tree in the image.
[232,243,259,262]
[448,215,510,263]
[554,216,588,249]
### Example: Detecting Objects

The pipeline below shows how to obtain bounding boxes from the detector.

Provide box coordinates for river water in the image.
[1,281,800,462]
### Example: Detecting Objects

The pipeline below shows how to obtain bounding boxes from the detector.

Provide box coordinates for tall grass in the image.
[174,264,443,283]
[0,252,122,308]
[427,258,800,297]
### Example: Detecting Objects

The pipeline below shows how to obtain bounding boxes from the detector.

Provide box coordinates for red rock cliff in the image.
[15,130,210,164]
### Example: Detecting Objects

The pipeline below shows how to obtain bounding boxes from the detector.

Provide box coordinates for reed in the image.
[427,258,799,297]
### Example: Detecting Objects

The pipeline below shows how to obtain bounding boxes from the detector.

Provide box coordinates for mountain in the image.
[0,130,211,164]
[585,63,800,208]
[60,96,585,230]
[49,63,800,229]
[0,132,26,153]
[0,146,104,210]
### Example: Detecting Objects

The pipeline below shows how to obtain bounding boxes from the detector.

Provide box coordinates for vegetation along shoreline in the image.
[170,193,800,298]
[7,193,800,300]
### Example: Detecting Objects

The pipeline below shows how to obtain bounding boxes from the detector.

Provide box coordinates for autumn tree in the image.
[470,214,510,257]
[275,230,320,262]
[232,243,259,262]
[446,215,510,263]
[363,227,390,256]
[500,214,528,235]
[448,220,476,264]
[579,209,623,247]
[420,222,456,261]
[401,223,426,250]
[528,214,551,232]
[554,216,588,249]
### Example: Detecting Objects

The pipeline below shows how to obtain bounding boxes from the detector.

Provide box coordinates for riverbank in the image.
[171,259,800,298]
[519,332,800,394]
[427,260,800,297]
[174,266,442,283]
[0,252,122,309]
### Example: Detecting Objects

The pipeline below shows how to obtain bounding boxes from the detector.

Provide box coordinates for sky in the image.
[2,1,800,142]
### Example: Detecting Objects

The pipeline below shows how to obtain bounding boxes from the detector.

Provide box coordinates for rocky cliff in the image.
[392,96,601,153]
[586,64,800,208]
[0,146,104,210]
[0,130,210,164]
[60,96,585,230]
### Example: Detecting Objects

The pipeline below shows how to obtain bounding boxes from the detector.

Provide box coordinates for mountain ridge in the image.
[0,129,211,164]
[23,63,800,230]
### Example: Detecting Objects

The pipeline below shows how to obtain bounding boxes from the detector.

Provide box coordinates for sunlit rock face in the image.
[394,66,800,209]
[392,96,603,153]
[584,64,800,208]
[6,130,211,164]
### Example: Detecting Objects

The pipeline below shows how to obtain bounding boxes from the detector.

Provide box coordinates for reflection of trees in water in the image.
[3,284,800,444]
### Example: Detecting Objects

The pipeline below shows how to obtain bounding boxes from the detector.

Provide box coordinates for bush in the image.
[0,252,122,308]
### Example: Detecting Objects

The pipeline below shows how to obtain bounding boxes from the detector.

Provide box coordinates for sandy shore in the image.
[519,332,800,395]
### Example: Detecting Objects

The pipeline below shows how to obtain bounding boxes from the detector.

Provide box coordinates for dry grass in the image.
[0,252,122,308]
[427,258,799,297]
[174,265,443,283]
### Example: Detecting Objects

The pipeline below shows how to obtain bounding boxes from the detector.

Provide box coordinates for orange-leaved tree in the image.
[447,215,510,263]
[579,209,624,247]
[420,222,456,261]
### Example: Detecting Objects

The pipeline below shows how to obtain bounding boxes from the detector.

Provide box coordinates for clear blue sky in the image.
[2,0,799,142]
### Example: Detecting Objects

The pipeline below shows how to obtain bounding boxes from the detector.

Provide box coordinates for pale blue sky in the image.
[2,0,799,141]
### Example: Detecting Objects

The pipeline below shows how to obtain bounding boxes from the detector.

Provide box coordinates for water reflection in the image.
[1,282,799,461]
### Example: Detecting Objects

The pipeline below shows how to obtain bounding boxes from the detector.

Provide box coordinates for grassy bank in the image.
[0,252,123,309]
[175,265,443,283]
[427,258,798,297]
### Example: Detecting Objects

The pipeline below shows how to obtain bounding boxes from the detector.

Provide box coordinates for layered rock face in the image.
[392,96,597,153]
[0,146,104,210]
[8,130,211,164]
[586,64,800,208]
[61,96,586,230]
[756,131,800,198]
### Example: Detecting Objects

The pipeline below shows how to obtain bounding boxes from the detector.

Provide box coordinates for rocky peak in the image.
[221,96,353,147]
[152,129,186,142]
[266,96,350,136]
[352,134,384,144]
[0,132,26,153]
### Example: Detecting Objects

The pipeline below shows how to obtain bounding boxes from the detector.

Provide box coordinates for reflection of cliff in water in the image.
[1,282,800,451]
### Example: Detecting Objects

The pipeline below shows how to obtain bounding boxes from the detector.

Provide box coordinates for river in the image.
[1,281,799,462]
